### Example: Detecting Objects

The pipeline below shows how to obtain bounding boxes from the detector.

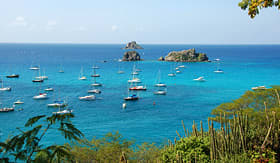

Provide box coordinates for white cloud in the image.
[46,20,57,31]
[111,25,118,32]
[12,16,28,27]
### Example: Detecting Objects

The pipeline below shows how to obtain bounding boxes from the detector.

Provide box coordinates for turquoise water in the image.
[0,44,280,145]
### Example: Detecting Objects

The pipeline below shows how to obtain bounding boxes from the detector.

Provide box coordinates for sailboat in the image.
[48,100,67,107]
[214,62,224,73]
[32,70,44,82]
[58,64,64,73]
[168,64,176,77]
[45,87,54,91]
[129,81,146,91]
[91,65,99,69]
[0,102,14,113]
[36,69,48,80]
[128,66,141,83]
[53,108,73,114]
[154,88,167,95]
[91,68,100,77]
[0,77,11,91]
[33,83,48,100]
[124,86,139,100]
[91,73,102,86]
[155,70,166,87]
[88,77,102,93]
[29,64,40,70]
[79,67,87,80]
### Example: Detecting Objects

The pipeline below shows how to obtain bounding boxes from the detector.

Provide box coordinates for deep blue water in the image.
[0,44,280,146]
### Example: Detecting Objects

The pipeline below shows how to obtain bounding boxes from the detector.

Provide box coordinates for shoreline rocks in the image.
[159,48,209,62]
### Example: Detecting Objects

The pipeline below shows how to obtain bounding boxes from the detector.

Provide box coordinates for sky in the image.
[0,0,279,44]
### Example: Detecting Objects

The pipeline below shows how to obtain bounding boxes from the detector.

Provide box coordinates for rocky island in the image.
[122,51,141,61]
[123,41,143,49]
[159,48,209,62]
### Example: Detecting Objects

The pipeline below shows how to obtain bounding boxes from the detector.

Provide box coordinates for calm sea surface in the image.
[0,44,280,145]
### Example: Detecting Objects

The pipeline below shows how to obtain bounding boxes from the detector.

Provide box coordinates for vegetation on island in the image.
[159,48,209,62]
[1,87,280,162]
[239,0,280,18]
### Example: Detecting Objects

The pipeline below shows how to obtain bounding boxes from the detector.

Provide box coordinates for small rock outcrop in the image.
[158,56,165,61]
[122,51,141,61]
[123,41,143,49]
[162,48,209,62]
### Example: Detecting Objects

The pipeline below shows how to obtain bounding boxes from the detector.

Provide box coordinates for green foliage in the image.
[132,142,161,162]
[239,0,280,18]
[162,136,210,162]
[0,113,83,162]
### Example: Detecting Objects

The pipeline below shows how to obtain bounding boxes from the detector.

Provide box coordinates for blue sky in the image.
[0,0,279,44]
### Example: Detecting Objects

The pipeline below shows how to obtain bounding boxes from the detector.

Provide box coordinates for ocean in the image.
[0,44,279,145]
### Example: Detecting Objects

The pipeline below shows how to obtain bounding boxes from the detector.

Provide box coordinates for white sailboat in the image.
[214,62,224,73]
[91,68,100,77]
[45,87,54,91]
[0,77,11,91]
[32,69,44,82]
[168,64,176,77]
[29,64,40,70]
[48,100,67,107]
[36,69,48,80]
[155,70,166,87]
[128,66,141,83]
[33,83,48,100]
[0,101,14,112]
[59,64,64,73]
[79,67,87,80]
[252,86,267,90]
[154,88,167,95]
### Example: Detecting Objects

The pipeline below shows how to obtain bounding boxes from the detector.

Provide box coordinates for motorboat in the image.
[79,95,95,101]
[124,94,139,101]
[155,70,167,87]
[14,100,24,104]
[129,85,147,91]
[193,77,206,82]
[91,74,100,77]
[48,100,67,107]
[252,86,267,90]
[179,65,185,68]
[6,74,19,78]
[79,76,87,80]
[45,87,54,91]
[88,89,101,94]
[33,93,48,100]
[176,70,181,74]
[53,109,73,114]
[36,76,48,80]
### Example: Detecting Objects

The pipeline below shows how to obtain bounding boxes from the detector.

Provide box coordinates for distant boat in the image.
[131,72,139,75]
[33,93,48,100]
[124,94,139,101]
[36,69,48,80]
[48,100,67,107]
[53,108,73,114]
[45,87,54,91]
[193,77,206,82]
[178,65,185,68]
[29,65,40,70]
[88,89,101,94]
[32,69,44,82]
[92,65,99,69]
[79,67,87,80]
[154,89,167,95]
[176,70,181,74]
[6,74,19,78]
[0,77,11,91]
[0,107,14,113]
[14,100,24,105]
[118,70,125,74]
[168,73,176,77]
[214,69,224,73]
[214,58,221,62]
[129,85,147,91]
[79,95,95,101]
[252,86,267,90]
